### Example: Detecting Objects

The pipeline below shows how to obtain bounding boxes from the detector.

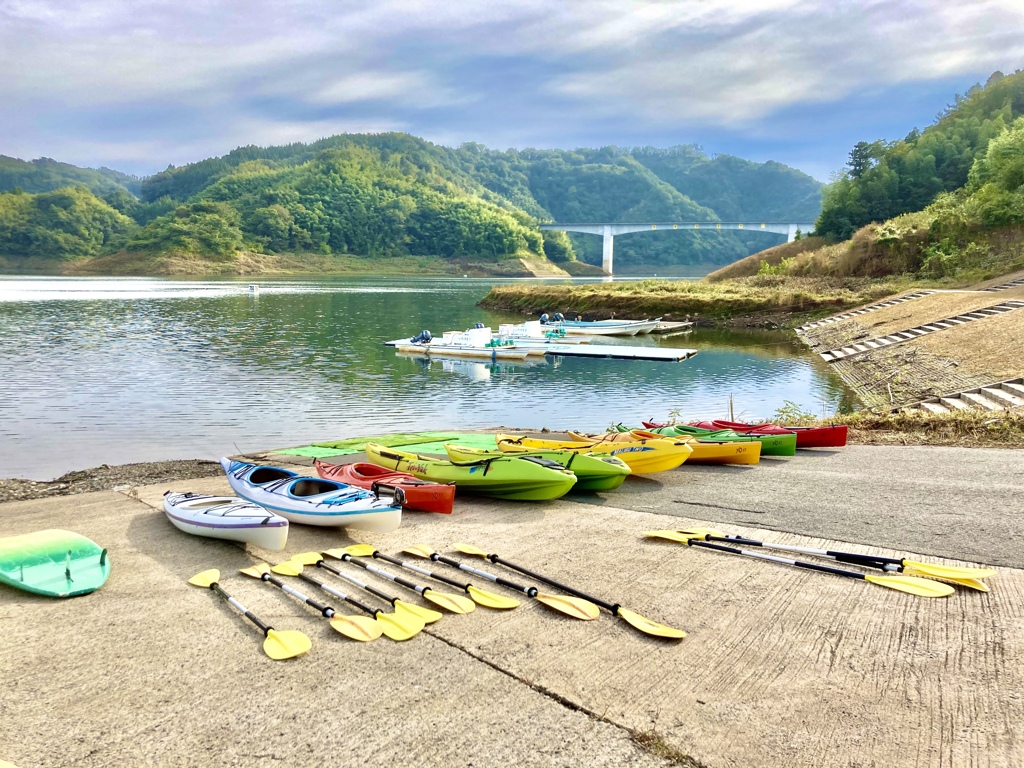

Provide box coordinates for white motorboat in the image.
[388,325,533,360]
[539,313,662,336]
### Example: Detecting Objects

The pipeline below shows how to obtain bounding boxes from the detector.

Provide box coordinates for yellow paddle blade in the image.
[674,527,725,539]
[864,574,955,597]
[330,615,383,642]
[534,592,600,620]
[902,560,996,580]
[343,544,377,557]
[467,585,520,609]
[263,628,311,660]
[271,561,302,577]
[617,608,686,639]
[402,544,436,559]
[188,569,220,588]
[452,543,489,558]
[423,589,476,614]
[290,551,323,565]
[395,600,443,624]
[376,611,425,641]
[643,530,693,544]
[902,567,990,592]
[240,563,271,578]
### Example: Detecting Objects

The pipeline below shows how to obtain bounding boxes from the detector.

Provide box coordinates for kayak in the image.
[365,443,577,501]
[495,433,693,474]
[220,458,402,532]
[0,529,110,597]
[690,420,848,448]
[444,443,631,492]
[314,459,455,514]
[574,430,761,466]
[162,492,289,550]
[638,424,797,457]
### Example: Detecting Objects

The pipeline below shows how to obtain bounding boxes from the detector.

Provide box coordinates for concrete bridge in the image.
[539,221,816,274]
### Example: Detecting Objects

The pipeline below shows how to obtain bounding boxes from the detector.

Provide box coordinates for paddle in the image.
[642,531,955,598]
[309,548,475,614]
[451,544,686,639]
[344,544,520,610]
[402,544,600,621]
[267,562,423,642]
[188,569,311,659]
[667,528,993,592]
[239,564,382,642]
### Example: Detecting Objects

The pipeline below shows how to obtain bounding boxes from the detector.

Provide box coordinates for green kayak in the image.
[444,443,631,492]
[640,425,797,456]
[0,529,110,597]
[366,442,577,501]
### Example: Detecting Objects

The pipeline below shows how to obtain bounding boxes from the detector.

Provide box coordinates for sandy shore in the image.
[1,445,1021,768]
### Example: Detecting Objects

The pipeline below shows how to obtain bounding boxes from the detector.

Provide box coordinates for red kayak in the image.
[689,420,848,449]
[313,460,455,514]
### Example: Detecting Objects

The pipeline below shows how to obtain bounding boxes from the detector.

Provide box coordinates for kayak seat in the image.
[249,467,295,485]
[290,479,342,497]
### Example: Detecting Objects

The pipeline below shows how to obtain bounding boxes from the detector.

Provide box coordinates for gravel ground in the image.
[0,459,224,504]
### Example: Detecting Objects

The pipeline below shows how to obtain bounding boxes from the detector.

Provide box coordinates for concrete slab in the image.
[2,446,1022,768]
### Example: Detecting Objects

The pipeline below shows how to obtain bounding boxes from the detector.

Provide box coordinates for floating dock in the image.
[541,344,697,362]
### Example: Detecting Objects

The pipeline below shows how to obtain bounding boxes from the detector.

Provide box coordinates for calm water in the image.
[0,276,854,479]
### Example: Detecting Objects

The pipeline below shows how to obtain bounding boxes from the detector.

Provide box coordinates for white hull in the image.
[557,319,662,336]
[162,492,289,550]
[220,459,402,533]
[394,343,531,360]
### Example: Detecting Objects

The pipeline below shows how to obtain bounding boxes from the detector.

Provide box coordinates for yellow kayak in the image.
[496,433,692,474]
[572,430,761,466]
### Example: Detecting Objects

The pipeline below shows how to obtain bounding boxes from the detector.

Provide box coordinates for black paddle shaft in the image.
[485,554,620,614]
[713,533,897,570]
[315,560,400,604]
[373,552,472,591]
[210,582,272,635]
[342,555,427,594]
[688,539,868,581]
[260,573,334,616]
[294,570,379,616]
[430,553,538,597]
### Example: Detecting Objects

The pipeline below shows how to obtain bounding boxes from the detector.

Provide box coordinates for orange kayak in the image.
[314,459,455,514]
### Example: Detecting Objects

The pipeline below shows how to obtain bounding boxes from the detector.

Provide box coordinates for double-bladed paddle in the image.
[267,561,424,641]
[402,544,600,621]
[188,569,311,659]
[343,544,520,609]
[451,544,686,639]
[239,563,382,641]
[642,531,955,598]
[668,528,994,591]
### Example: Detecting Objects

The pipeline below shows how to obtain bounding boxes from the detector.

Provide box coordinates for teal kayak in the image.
[0,529,110,597]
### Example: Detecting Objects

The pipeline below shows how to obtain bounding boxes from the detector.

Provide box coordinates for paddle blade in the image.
[902,560,996,580]
[452,543,489,558]
[423,590,476,614]
[617,608,686,639]
[330,615,383,642]
[643,530,692,544]
[344,544,377,557]
[402,544,436,559]
[535,592,600,620]
[467,585,520,609]
[376,611,425,641]
[902,567,990,592]
[290,551,323,566]
[395,600,443,624]
[240,563,271,579]
[188,569,220,588]
[864,574,955,597]
[674,527,726,539]
[271,561,302,577]
[263,628,311,660]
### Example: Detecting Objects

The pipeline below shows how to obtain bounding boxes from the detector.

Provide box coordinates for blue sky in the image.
[2,0,1023,182]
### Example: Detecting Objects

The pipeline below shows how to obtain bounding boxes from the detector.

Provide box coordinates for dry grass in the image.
[842,410,1024,448]
[854,288,1024,338]
[913,309,1024,381]
[704,237,828,282]
[631,729,708,768]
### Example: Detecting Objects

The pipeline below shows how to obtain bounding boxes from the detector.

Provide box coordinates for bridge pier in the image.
[602,225,614,274]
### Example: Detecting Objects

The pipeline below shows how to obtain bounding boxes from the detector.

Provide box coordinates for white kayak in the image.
[162,492,289,551]
[220,458,403,532]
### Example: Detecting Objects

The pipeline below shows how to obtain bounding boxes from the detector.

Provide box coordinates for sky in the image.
[2,0,1024,182]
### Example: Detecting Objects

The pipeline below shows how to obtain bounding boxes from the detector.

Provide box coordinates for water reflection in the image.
[0,276,855,479]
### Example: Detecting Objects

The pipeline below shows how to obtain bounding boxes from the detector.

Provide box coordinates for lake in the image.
[0,275,855,479]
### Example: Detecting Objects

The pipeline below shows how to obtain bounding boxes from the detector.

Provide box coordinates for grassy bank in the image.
[479,274,917,326]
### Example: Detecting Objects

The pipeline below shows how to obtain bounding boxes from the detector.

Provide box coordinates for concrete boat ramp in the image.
[1,445,1021,767]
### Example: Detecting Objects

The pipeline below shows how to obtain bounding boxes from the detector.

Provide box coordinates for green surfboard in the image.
[0,529,110,597]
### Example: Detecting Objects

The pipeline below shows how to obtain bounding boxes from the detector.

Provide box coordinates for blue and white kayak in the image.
[220,459,403,533]
[162,492,289,551]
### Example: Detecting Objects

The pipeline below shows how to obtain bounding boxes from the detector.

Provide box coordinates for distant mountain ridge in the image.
[0,134,823,272]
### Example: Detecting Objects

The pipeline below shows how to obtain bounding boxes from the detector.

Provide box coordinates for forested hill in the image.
[0,134,822,272]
